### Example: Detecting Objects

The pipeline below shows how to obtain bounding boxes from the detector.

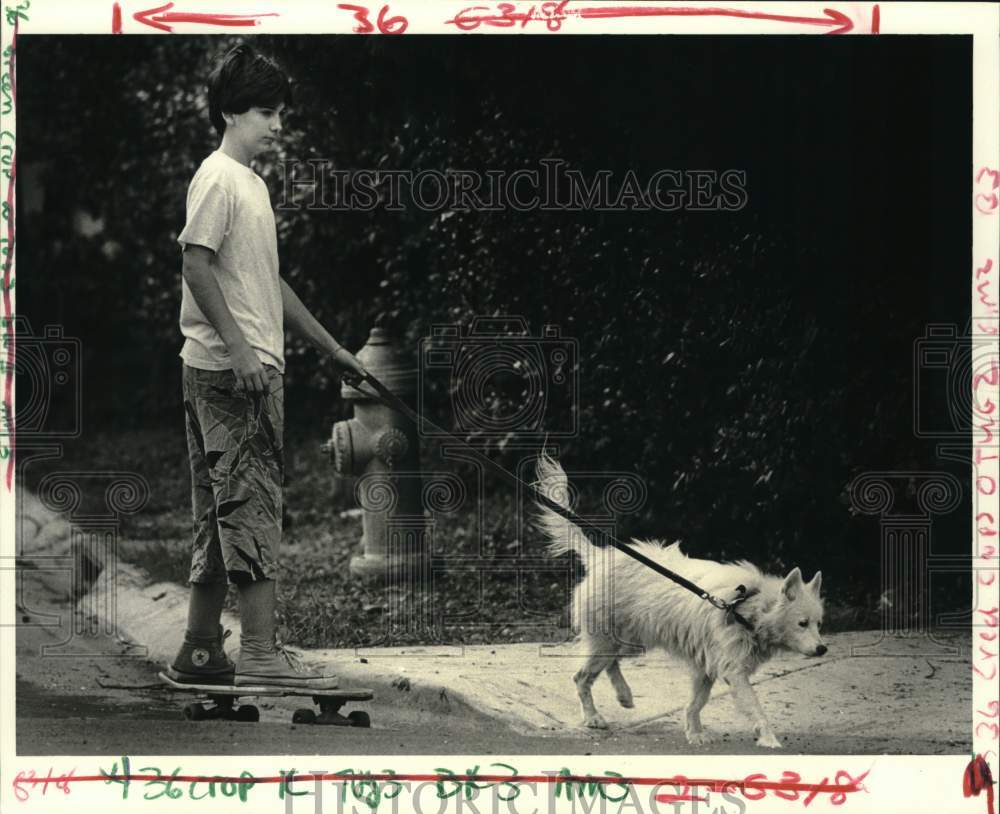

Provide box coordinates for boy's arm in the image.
[183,245,270,394]
[279,276,366,377]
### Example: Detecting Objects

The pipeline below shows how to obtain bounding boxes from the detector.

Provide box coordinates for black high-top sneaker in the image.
[166,625,235,684]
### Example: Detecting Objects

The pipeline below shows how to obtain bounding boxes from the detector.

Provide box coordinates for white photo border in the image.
[1,2,998,813]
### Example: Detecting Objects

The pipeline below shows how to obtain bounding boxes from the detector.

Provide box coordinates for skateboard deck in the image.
[158,672,374,726]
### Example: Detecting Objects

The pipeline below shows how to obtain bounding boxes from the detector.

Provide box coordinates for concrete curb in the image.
[18,489,490,727]
[14,489,536,731]
[84,562,498,729]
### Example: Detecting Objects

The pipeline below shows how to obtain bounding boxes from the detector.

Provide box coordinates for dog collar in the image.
[725,584,759,631]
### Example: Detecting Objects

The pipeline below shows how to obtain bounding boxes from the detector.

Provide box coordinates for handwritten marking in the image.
[972,135,1000,772]
[4,0,29,26]
[446,1,570,30]
[112,2,122,33]
[132,2,279,33]
[978,259,998,314]
[977,167,1000,214]
[12,765,870,805]
[13,769,76,802]
[976,607,1000,681]
[336,4,409,34]
[445,3,860,34]
[1,18,15,490]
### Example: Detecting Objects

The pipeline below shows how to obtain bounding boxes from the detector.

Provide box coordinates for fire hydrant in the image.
[322,327,425,582]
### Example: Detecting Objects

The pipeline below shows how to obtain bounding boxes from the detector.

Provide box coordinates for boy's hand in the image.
[332,347,368,387]
[231,345,269,394]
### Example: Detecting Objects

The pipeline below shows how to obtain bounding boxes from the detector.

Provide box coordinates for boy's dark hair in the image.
[207,44,292,137]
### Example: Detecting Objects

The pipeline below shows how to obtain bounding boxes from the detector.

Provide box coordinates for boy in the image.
[167,44,366,689]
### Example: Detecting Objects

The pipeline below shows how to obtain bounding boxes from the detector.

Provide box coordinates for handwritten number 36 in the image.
[338,4,409,34]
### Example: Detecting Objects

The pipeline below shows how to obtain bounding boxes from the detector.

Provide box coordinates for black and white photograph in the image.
[3,2,998,811]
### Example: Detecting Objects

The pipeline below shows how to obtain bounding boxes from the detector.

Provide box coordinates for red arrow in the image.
[572,5,855,34]
[133,2,278,33]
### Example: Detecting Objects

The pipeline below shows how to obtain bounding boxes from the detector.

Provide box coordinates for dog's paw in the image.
[583,713,609,729]
[685,729,715,745]
[616,691,634,709]
[756,731,782,749]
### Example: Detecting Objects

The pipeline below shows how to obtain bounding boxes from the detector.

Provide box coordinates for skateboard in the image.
[158,672,374,726]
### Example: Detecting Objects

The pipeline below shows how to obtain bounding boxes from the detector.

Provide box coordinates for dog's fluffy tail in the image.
[533,452,589,557]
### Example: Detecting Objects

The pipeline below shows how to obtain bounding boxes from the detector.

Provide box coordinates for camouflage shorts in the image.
[182,364,284,585]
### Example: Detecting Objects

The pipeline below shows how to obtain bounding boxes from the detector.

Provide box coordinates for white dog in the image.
[533,453,826,748]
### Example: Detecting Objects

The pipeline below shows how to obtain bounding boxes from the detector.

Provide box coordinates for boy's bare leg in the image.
[186,582,229,639]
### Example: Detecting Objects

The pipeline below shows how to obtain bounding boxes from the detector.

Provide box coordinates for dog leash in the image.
[342,369,756,632]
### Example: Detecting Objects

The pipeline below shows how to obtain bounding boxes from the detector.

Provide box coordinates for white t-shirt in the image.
[178,150,284,373]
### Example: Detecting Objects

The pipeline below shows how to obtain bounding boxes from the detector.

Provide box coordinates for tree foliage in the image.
[17,35,970,601]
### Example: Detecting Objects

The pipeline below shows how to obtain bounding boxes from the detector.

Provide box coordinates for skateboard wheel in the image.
[348,710,371,728]
[184,703,208,721]
[235,705,260,723]
[293,708,316,725]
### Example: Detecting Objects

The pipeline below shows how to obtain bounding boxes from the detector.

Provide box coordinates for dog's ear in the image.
[781,567,804,600]
[808,571,823,595]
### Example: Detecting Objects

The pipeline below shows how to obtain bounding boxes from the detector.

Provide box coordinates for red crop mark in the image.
[871,4,879,33]
[112,2,123,33]
[657,793,708,803]
[572,5,854,34]
[133,3,279,33]
[964,756,997,814]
